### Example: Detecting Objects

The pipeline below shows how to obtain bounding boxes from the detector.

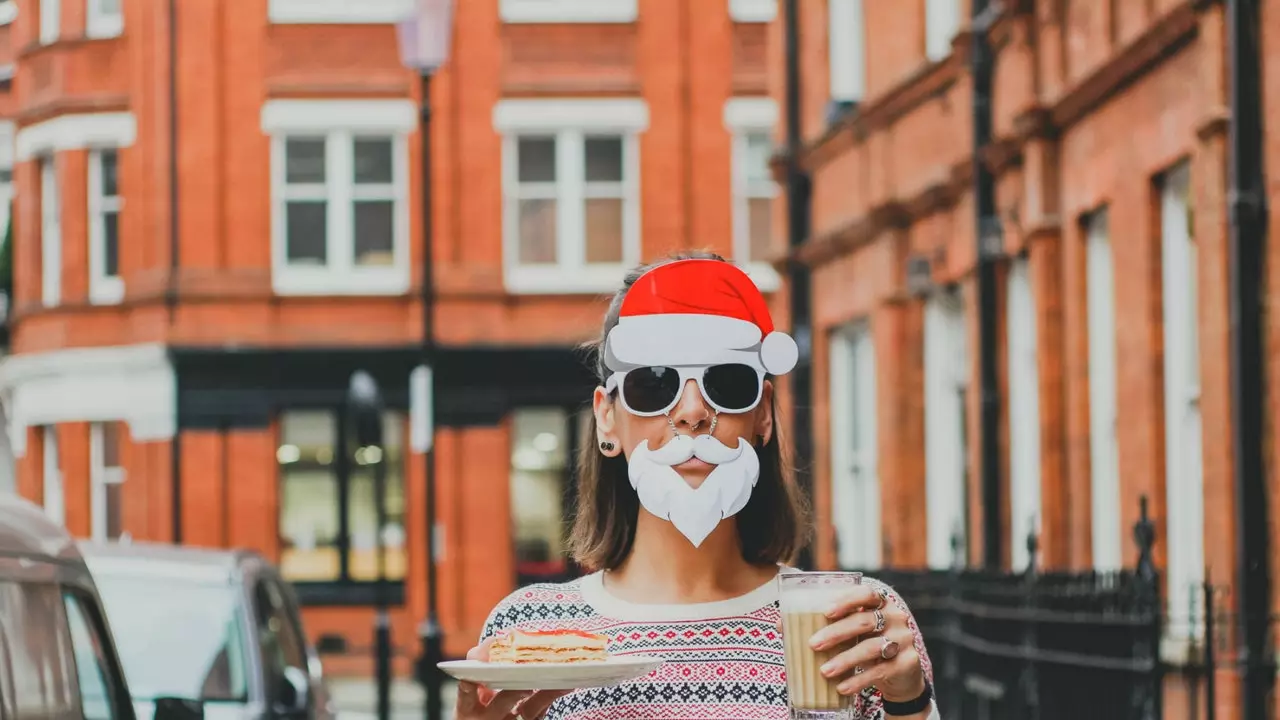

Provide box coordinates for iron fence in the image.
[861,496,1276,720]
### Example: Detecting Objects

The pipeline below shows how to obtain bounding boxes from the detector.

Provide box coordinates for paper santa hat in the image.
[604,259,798,375]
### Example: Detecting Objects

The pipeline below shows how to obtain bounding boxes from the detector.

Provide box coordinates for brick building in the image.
[0,0,784,674]
[780,0,1277,716]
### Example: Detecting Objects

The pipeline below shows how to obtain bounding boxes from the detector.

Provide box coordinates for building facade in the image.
[781,0,1278,716]
[0,0,785,675]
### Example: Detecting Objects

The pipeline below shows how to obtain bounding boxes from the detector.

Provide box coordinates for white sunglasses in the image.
[604,364,765,417]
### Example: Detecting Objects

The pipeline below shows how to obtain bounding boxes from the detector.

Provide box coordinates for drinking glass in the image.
[778,570,864,719]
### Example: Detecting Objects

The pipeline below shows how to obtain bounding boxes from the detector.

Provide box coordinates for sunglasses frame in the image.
[604,364,766,417]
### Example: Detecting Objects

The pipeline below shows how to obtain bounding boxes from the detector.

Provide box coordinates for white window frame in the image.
[0,1,17,27]
[0,121,13,251]
[499,0,637,23]
[42,426,63,526]
[88,148,123,305]
[924,288,968,569]
[89,422,125,542]
[262,99,416,296]
[85,0,122,39]
[829,322,880,569]
[41,157,61,308]
[39,0,58,44]
[494,98,647,295]
[268,0,414,24]
[828,0,866,104]
[1085,208,1122,572]
[729,0,776,22]
[1006,257,1042,570]
[724,98,781,291]
[924,0,961,62]
[1160,163,1204,634]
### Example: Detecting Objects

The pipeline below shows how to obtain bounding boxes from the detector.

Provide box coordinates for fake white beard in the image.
[627,434,761,548]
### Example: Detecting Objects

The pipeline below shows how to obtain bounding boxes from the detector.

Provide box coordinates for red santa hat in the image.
[604,259,798,375]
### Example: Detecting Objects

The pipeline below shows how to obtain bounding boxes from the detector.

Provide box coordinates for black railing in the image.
[855,496,1275,720]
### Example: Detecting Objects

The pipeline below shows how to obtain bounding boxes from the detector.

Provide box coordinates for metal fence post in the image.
[1203,574,1216,720]
[1019,528,1041,720]
[943,531,964,716]
[1131,496,1162,720]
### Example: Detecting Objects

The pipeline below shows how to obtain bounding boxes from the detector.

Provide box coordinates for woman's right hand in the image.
[455,639,570,720]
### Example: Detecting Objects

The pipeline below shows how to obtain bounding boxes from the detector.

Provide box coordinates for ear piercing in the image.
[599,441,615,452]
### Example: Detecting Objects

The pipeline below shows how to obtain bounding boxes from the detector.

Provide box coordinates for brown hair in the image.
[567,250,811,571]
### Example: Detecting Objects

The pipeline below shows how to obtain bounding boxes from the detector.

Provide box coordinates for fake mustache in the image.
[643,433,745,466]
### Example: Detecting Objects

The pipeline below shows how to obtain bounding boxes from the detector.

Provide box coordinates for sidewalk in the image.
[327,676,459,720]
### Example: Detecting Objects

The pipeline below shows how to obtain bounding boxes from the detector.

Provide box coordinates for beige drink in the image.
[778,571,862,719]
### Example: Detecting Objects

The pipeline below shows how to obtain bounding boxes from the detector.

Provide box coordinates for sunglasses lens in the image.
[702,364,760,411]
[621,366,682,414]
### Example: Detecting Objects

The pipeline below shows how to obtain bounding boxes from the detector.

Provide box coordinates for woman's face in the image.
[594,374,775,489]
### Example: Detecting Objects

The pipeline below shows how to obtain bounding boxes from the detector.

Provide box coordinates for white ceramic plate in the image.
[437,656,665,690]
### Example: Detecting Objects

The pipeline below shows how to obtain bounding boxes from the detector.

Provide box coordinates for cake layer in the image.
[489,628,610,664]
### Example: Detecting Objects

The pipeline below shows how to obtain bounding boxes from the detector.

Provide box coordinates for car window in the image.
[62,593,119,720]
[0,580,78,720]
[253,578,309,703]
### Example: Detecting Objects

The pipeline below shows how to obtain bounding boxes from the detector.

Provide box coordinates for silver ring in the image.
[875,586,889,610]
[872,608,886,634]
[879,636,900,661]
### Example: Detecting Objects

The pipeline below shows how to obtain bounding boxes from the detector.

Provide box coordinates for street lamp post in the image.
[347,371,391,720]
[396,4,454,720]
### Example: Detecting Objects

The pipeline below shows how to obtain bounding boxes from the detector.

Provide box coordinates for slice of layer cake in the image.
[488,628,610,664]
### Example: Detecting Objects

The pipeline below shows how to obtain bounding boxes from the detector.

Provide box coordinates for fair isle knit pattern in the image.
[479,572,937,720]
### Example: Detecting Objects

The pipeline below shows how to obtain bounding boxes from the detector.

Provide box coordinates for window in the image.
[86,0,122,38]
[43,425,64,526]
[510,408,580,585]
[93,572,250,702]
[1160,163,1203,630]
[924,288,968,569]
[0,581,77,719]
[263,99,414,296]
[268,0,415,24]
[251,578,309,709]
[495,98,647,294]
[278,410,406,585]
[0,1,16,26]
[41,157,61,307]
[829,323,879,569]
[724,97,781,281]
[924,0,961,62]
[90,422,125,541]
[728,0,776,22]
[499,0,637,23]
[1006,257,1041,570]
[39,0,58,44]
[89,148,123,304]
[1085,208,1122,571]
[63,592,121,720]
[828,0,866,109]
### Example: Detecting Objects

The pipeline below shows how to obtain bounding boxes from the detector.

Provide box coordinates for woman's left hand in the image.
[807,583,927,702]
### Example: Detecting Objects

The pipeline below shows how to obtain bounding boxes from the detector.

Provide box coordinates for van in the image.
[0,494,201,720]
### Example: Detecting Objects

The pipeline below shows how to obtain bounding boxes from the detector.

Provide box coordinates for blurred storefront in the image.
[0,0,783,677]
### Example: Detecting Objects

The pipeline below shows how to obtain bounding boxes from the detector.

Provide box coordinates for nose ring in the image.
[667,411,718,435]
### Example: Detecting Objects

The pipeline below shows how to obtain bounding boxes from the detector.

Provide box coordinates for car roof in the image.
[0,494,83,564]
[77,540,265,586]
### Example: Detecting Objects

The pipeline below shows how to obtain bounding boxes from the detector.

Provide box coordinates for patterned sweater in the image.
[479,571,938,720]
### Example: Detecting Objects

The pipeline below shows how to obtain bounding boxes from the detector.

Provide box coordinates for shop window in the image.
[277,410,406,587]
[510,407,581,584]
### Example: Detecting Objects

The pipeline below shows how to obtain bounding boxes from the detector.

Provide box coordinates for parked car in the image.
[0,494,201,720]
[78,540,336,720]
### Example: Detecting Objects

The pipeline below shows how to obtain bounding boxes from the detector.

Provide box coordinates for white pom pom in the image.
[760,332,798,375]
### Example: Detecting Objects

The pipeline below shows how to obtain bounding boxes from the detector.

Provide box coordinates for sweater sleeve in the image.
[856,578,939,720]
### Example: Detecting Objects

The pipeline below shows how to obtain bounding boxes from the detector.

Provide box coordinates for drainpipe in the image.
[1226,0,1272,716]
[167,0,183,544]
[971,0,1002,569]
[782,0,815,569]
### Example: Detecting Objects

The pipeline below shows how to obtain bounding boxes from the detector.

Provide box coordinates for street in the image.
[328,677,459,720]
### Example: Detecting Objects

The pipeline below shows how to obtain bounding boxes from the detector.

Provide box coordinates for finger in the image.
[516,690,572,720]
[829,629,916,696]
[456,682,481,715]
[809,610,879,650]
[483,690,535,719]
[823,585,881,619]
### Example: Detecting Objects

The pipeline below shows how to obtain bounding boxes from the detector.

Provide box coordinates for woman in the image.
[457,252,936,720]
